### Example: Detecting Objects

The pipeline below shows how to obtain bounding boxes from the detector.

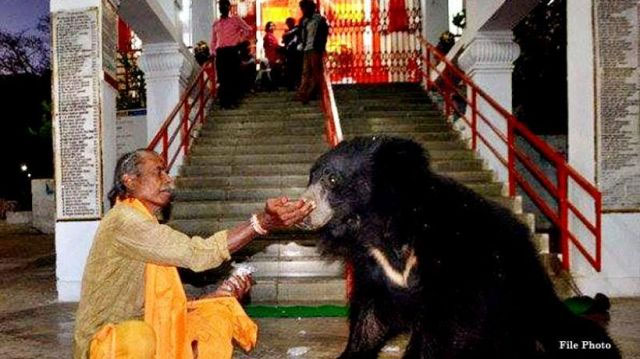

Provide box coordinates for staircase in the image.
[169,84,574,305]
[169,92,346,304]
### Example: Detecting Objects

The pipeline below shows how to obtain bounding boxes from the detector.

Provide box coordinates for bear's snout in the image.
[297,182,334,230]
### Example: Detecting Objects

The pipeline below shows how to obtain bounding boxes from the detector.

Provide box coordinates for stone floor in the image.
[0,221,638,358]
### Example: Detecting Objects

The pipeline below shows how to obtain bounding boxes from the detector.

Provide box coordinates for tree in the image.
[0,16,52,208]
[0,16,50,76]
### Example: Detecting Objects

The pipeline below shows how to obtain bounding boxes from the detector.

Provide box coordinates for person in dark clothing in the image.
[211,0,251,109]
[436,30,456,54]
[237,41,257,94]
[297,0,329,104]
[282,17,303,91]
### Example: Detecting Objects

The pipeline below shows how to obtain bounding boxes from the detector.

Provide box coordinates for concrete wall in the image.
[567,0,640,296]
[31,179,55,234]
[116,109,148,158]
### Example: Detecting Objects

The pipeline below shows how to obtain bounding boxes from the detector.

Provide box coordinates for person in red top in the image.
[211,0,251,108]
[263,21,283,87]
[263,22,280,65]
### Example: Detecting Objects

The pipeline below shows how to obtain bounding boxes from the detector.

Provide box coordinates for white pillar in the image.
[139,42,195,174]
[50,0,118,301]
[422,0,449,45]
[191,0,214,45]
[457,30,520,183]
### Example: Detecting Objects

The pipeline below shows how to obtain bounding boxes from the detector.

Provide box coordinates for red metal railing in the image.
[422,40,602,272]
[320,67,344,146]
[147,60,216,170]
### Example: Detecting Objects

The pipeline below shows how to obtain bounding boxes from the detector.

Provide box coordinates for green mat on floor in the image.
[245,305,349,318]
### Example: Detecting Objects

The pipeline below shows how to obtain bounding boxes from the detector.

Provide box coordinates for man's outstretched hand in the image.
[259,197,315,231]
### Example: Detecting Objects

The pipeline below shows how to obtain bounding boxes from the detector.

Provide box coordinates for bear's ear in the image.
[370,138,431,212]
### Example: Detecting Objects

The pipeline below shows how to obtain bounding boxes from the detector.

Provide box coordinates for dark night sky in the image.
[0,0,49,33]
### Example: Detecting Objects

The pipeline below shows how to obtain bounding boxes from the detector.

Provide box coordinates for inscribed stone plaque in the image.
[594,0,640,211]
[102,0,118,80]
[52,9,103,220]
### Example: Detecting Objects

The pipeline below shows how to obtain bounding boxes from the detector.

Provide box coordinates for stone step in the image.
[336,94,429,103]
[175,175,309,189]
[194,134,327,146]
[251,276,346,303]
[199,126,324,137]
[335,89,425,97]
[180,163,312,177]
[430,159,484,172]
[236,99,312,107]
[533,232,550,254]
[186,149,474,166]
[239,97,306,105]
[180,158,486,176]
[340,110,442,118]
[488,195,522,214]
[344,129,452,138]
[187,153,321,165]
[343,123,451,132]
[336,97,434,106]
[516,212,536,233]
[338,103,436,112]
[213,106,320,116]
[211,112,324,123]
[196,142,467,157]
[201,123,450,136]
[175,170,493,192]
[168,218,313,236]
[234,238,321,259]
[339,117,446,126]
[206,119,325,131]
[241,256,344,278]
[173,187,306,202]
[171,201,264,219]
[190,143,329,155]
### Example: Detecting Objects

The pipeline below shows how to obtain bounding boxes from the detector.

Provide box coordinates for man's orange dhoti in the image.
[89,199,257,359]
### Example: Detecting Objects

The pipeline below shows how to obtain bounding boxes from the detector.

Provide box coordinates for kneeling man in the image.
[73,149,314,359]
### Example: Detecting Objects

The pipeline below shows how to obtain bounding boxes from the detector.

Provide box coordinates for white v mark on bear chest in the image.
[369,247,418,288]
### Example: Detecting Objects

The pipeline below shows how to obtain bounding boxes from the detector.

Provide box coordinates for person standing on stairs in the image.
[211,0,251,109]
[283,17,303,91]
[263,21,283,86]
[73,149,315,359]
[297,0,329,104]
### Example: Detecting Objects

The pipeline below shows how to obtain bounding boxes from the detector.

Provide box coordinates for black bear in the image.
[299,136,619,359]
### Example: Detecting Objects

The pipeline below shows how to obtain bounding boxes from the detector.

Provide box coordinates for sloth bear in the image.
[299,136,619,359]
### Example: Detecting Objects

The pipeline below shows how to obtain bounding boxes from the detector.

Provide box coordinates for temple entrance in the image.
[249,0,423,84]
[322,0,423,83]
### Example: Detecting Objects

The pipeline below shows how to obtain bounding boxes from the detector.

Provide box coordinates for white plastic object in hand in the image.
[250,213,268,235]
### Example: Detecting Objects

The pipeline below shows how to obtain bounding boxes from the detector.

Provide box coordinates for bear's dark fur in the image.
[300,136,619,359]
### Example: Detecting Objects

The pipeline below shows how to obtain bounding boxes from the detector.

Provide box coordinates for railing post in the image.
[182,100,190,155]
[162,129,168,164]
[507,121,516,196]
[471,87,477,151]
[557,164,570,270]
[425,46,431,91]
[198,75,205,124]
[443,64,451,119]
[595,192,602,272]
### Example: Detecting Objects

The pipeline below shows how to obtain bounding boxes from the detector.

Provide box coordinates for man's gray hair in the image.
[108,149,156,206]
